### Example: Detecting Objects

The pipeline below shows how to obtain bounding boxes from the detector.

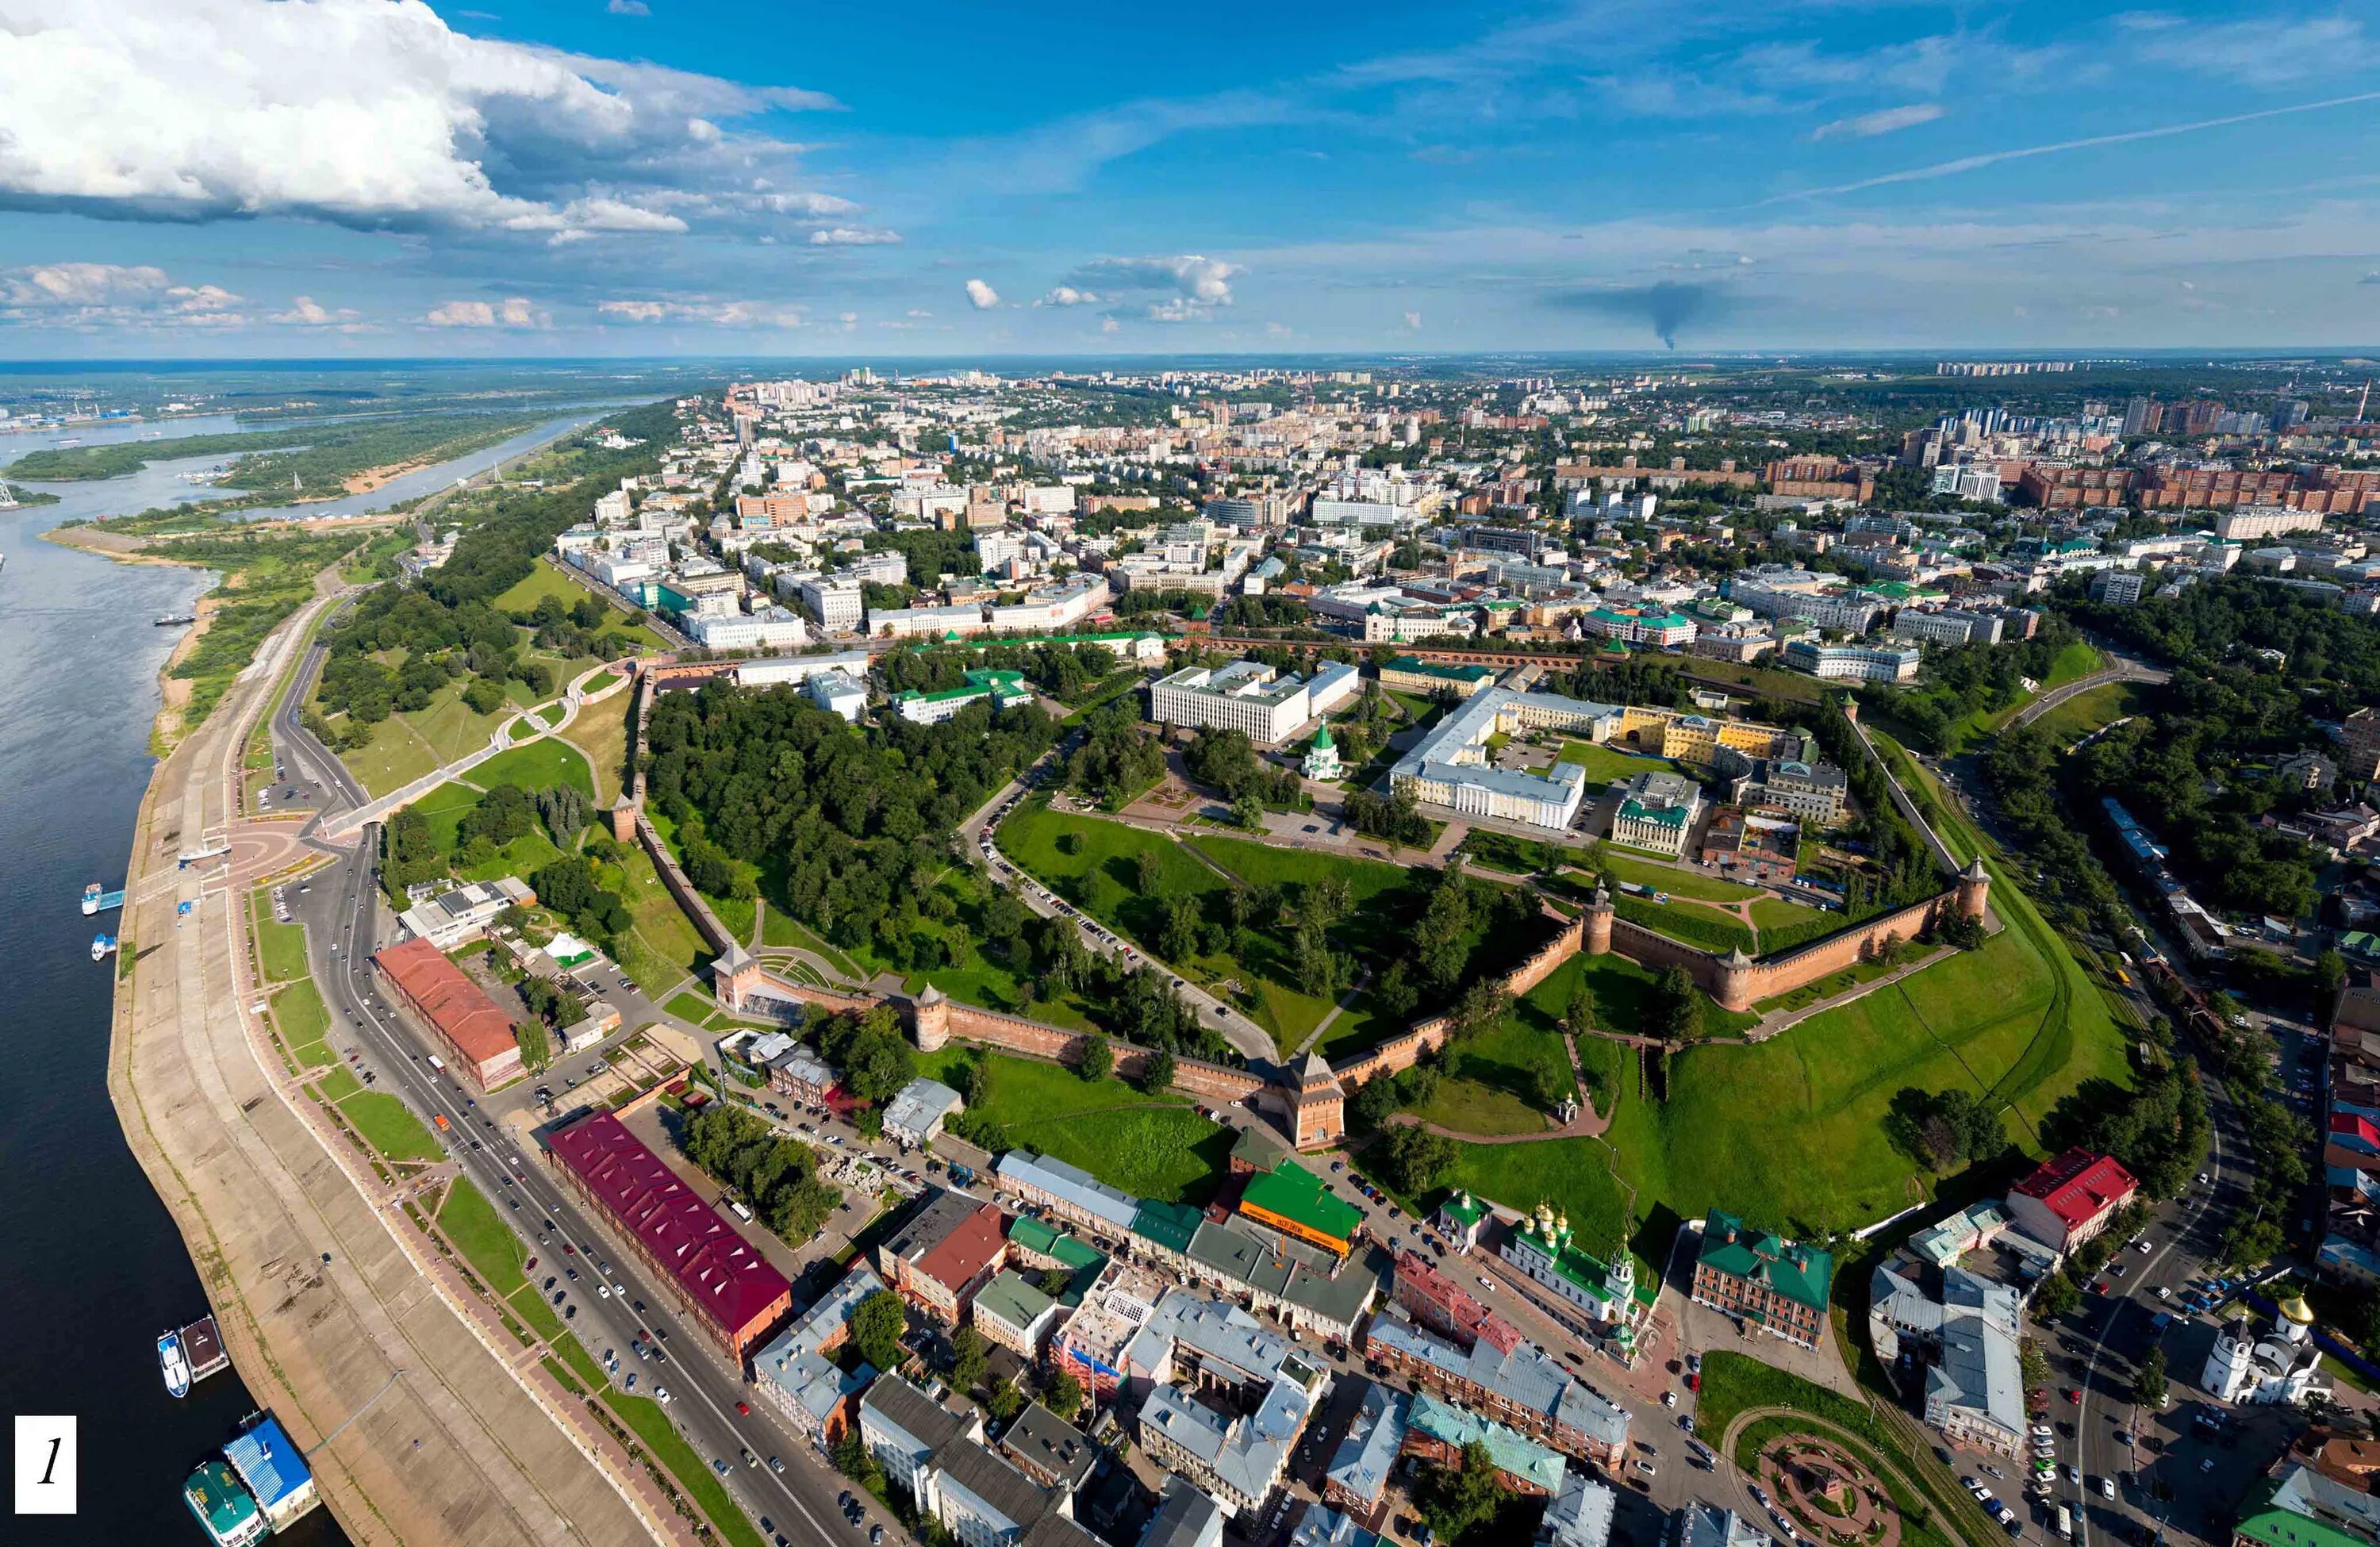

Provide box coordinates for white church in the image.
[2202,1294,2331,1407]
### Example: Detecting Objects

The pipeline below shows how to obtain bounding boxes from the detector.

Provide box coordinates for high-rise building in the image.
[2121,397,2161,436]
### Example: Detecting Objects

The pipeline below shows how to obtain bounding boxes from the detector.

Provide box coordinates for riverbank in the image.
[106,576,664,1547]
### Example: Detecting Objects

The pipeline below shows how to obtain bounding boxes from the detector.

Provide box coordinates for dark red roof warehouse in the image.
[545,1111,792,1357]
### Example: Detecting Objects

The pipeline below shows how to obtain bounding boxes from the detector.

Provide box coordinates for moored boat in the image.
[159,1329,191,1398]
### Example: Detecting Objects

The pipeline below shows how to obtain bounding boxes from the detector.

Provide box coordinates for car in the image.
[654,1388,670,1404]
[712,1459,731,1477]
[2202,1458,2216,1473]
[736,1401,750,1416]
[1636,1461,1656,1476]
[1687,1372,1700,1392]
[1679,1415,1695,1434]
[1749,1486,1769,1509]
[564,1305,577,1319]
[870,1529,884,1546]
[2065,1389,2081,1403]
[768,1457,785,1475]
[1478,1276,1495,1291]
[2155,1285,2171,1300]
[1663,1391,1677,1408]
[633,1299,646,1314]
[543,1276,556,1290]
[839,1493,853,1511]
[2100,1477,2117,1499]
[1968,1483,1991,1502]
[552,1289,566,1304]
[566,1268,578,1280]
[761,1522,774,1537]
[624,1373,636,1390]
[740,1447,758,1468]
[2198,1172,2211,1185]
[2136,1239,2152,1254]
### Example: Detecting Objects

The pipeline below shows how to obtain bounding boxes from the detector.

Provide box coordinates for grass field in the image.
[413,780,488,852]
[438,1178,528,1296]
[455,825,566,886]
[607,838,715,996]
[582,670,622,695]
[918,1046,1231,1203]
[337,1091,446,1162]
[559,686,632,808]
[603,1391,768,1547]
[2029,681,2144,746]
[1591,848,1763,902]
[473,738,596,798]
[758,908,862,977]
[1363,804,2131,1264]
[326,676,515,797]
[273,979,330,1045]
[1610,892,1756,954]
[251,890,309,982]
[1556,739,1691,785]
[316,1066,363,1104]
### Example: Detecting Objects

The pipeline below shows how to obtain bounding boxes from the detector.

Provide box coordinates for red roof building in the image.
[877,1191,1008,1323]
[2006,1149,2139,1255]
[546,1111,793,1358]
[1392,1250,1520,1355]
[372,936,521,1092]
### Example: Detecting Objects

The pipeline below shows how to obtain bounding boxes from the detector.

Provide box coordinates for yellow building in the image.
[1618,705,1791,764]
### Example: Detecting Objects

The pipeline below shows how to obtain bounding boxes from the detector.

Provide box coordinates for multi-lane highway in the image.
[272,717,880,1547]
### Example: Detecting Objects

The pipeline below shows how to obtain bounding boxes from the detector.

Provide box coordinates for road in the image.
[2006,645,2170,733]
[271,694,883,1547]
[956,729,1282,1071]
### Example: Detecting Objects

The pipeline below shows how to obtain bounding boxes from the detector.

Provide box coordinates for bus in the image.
[726,1199,754,1223]
[2056,1506,2073,1540]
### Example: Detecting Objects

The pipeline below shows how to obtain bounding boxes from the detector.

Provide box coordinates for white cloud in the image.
[0,0,838,238]
[0,262,246,326]
[1069,254,1239,305]
[597,296,804,327]
[965,278,1000,309]
[1403,310,1422,329]
[2121,13,2378,86]
[1038,286,1101,306]
[1099,317,1119,333]
[1143,298,1208,323]
[424,296,544,328]
[1810,102,1944,140]
[267,294,360,326]
[606,0,650,13]
[807,225,901,246]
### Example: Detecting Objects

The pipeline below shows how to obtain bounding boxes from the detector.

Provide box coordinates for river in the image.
[0,404,614,1544]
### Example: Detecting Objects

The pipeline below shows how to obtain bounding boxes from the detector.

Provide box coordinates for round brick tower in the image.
[1583,884,1615,955]
[909,984,950,1051]
[1714,944,1756,1013]
[1954,855,1990,922]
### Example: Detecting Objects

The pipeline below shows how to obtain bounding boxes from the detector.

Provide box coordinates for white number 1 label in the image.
[14,1415,75,1514]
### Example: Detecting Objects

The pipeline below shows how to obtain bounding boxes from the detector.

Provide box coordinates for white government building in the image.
[1389,687,1622,831]
[1150,660,1319,744]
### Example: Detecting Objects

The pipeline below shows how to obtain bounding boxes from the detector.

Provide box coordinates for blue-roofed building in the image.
[1542,1468,1618,1547]
[1361,1306,1628,1465]
[1403,1392,1567,1494]
[222,1414,319,1531]
[1000,1150,1142,1236]
[1675,1503,1768,1547]
[1323,1382,1408,1526]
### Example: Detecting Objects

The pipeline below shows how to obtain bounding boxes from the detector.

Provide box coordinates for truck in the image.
[432,1114,451,1132]
[426,1054,446,1073]
[2056,1506,2073,1540]
[726,1200,754,1223]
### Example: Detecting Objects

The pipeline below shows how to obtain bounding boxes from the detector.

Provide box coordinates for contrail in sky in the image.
[1761,89,2380,204]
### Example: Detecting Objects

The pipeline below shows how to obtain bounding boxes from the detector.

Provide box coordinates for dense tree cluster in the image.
[876,639,1120,701]
[1805,702,1944,909]
[1065,702,1166,807]
[1880,622,2084,754]
[1884,1086,2008,1173]
[1343,784,1437,847]
[1415,1440,1513,1546]
[2042,1061,2213,1203]
[643,677,1057,963]
[812,1004,919,1106]
[528,854,633,947]
[681,1104,843,1240]
[1180,727,1303,808]
[2068,573,2380,712]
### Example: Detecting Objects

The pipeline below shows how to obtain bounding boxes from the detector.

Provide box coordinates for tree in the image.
[1564,974,1596,1038]
[1375,1123,1457,1195]
[1232,793,1267,831]
[1044,1369,1085,1423]
[2135,1346,2168,1410]
[2033,1271,2081,1321]
[985,1376,1025,1424]
[832,1429,884,1494]
[851,1289,908,1376]
[1650,966,1702,1042]
[950,1326,988,1395]
[1077,1032,1114,1083]
[513,1017,552,1074]
[1416,1439,1511,1545]
[1136,1046,1177,1096]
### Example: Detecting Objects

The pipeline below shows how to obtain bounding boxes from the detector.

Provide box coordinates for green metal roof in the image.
[1131,1198,1203,1254]
[1239,1161,1362,1243]
[1699,1210,1833,1312]
[973,1269,1055,1332]
[185,1461,260,1536]
[1385,654,1494,683]
[2236,1490,2370,1547]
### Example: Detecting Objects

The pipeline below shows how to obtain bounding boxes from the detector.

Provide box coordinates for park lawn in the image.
[474,739,597,797]
[508,1282,566,1342]
[1187,831,1413,908]
[1749,896,1824,932]
[758,907,862,978]
[603,1392,769,1547]
[439,1177,528,1297]
[664,990,716,1023]
[1556,739,1691,786]
[455,826,566,886]
[337,1091,446,1162]
[555,1331,610,1393]
[1407,1079,1553,1138]
[2029,681,2143,746]
[535,701,570,728]
[316,1066,364,1103]
[328,708,444,797]
[609,838,715,996]
[505,718,539,743]
[1610,892,1755,954]
[1752,956,1900,1015]
[413,780,487,851]
[917,1046,1228,1204]
[250,890,309,982]
[273,979,330,1045]
[1591,848,1764,904]
[582,670,622,696]
[559,689,632,807]
[493,561,601,614]
[292,1039,340,1069]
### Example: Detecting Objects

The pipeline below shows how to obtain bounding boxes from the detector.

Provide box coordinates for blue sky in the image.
[4,0,2380,355]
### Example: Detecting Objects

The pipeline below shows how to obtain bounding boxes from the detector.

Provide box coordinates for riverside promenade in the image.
[107,572,662,1547]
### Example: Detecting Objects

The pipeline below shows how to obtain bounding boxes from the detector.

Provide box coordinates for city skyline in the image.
[6,0,2380,356]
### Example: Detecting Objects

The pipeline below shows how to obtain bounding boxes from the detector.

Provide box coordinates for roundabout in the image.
[1756,1433,1904,1547]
